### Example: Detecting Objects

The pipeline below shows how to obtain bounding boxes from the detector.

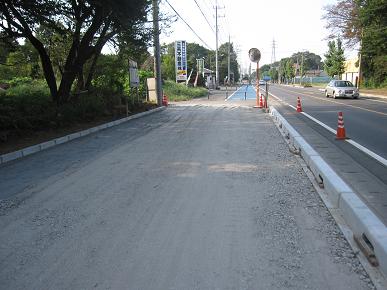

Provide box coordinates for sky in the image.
[159,0,357,72]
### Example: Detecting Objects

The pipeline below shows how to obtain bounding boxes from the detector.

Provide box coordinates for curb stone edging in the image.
[270,105,387,279]
[0,106,166,165]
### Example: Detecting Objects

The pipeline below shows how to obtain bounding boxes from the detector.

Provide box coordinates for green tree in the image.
[324,38,345,78]
[269,68,278,82]
[285,59,295,82]
[218,42,240,84]
[358,0,387,86]
[0,40,41,80]
[323,0,387,86]
[161,54,175,81]
[0,0,152,104]
[323,0,362,47]
[260,64,270,78]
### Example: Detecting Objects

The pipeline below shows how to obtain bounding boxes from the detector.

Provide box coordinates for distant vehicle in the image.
[325,80,359,99]
[259,80,266,86]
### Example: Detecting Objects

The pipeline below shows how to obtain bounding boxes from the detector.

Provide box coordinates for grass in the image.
[309,83,329,88]
[163,80,208,101]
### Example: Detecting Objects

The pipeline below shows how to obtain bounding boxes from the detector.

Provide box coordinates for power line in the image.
[192,0,215,33]
[164,0,212,49]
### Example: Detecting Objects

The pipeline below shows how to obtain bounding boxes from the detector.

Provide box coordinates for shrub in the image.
[0,80,54,130]
[163,80,208,101]
[7,77,33,87]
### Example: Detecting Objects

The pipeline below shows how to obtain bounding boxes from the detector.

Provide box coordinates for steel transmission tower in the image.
[271,39,276,68]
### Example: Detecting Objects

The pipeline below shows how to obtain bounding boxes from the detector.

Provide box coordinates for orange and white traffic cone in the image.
[162,95,168,106]
[258,94,263,108]
[336,111,346,140]
[296,97,303,112]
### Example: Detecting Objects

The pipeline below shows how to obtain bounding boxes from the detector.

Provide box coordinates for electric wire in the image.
[193,0,215,33]
[164,0,212,49]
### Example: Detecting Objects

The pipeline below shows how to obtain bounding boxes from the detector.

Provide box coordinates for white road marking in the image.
[266,89,387,167]
[225,86,245,101]
[346,140,387,167]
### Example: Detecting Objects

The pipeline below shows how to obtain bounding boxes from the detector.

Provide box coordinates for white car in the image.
[259,80,266,86]
[325,80,359,99]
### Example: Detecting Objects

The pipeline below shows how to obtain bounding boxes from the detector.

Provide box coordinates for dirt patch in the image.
[360,88,387,96]
[0,104,158,155]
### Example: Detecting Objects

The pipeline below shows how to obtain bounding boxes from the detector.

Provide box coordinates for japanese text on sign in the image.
[175,40,187,81]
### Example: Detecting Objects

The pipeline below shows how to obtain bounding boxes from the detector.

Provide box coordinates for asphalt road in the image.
[0,102,373,289]
[267,84,387,160]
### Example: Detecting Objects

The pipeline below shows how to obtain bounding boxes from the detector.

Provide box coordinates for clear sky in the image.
[159,0,356,72]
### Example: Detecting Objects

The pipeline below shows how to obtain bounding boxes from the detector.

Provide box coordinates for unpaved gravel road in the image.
[0,102,373,289]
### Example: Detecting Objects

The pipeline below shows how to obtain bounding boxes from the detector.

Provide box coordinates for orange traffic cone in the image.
[336,111,346,140]
[296,97,302,112]
[258,94,263,108]
[162,95,168,106]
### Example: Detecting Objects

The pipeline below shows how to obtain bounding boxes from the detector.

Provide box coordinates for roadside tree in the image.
[324,38,345,78]
[0,0,152,105]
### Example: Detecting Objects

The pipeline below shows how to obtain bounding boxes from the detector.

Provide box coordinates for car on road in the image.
[325,80,359,99]
[259,80,266,86]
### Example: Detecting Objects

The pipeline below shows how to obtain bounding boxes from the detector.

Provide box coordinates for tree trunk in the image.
[57,70,78,104]
[27,36,58,103]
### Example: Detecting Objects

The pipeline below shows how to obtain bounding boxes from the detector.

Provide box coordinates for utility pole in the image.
[271,39,277,83]
[301,53,304,84]
[215,1,219,89]
[214,1,224,89]
[152,0,162,106]
[357,29,363,89]
[227,34,231,85]
[248,63,251,85]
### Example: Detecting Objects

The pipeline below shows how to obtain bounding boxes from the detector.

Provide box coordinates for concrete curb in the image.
[270,106,387,278]
[0,106,166,165]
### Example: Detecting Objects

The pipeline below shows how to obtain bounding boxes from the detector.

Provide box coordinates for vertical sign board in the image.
[175,40,187,82]
[128,59,139,87]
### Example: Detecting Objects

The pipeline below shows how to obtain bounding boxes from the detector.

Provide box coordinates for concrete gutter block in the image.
[294,137,319,166]
[339,192,384,238]
[22,145,41,156]
[339,192,387,277]
[89,126,99,133]
[1,150,23,163]
[369,230,387,277]
[68,132,81,140]
[40,140,55,150]
[308,154,352,204]
[55,136,69,145]
[80,129,90,137]
[105,122,114,128]
[323,176,353,208]
[98,123,108,130]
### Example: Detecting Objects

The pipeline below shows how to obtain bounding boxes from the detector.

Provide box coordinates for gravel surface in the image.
[0,100,373,289]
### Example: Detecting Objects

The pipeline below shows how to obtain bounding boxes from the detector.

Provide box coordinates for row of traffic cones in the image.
[295,97,346,139]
